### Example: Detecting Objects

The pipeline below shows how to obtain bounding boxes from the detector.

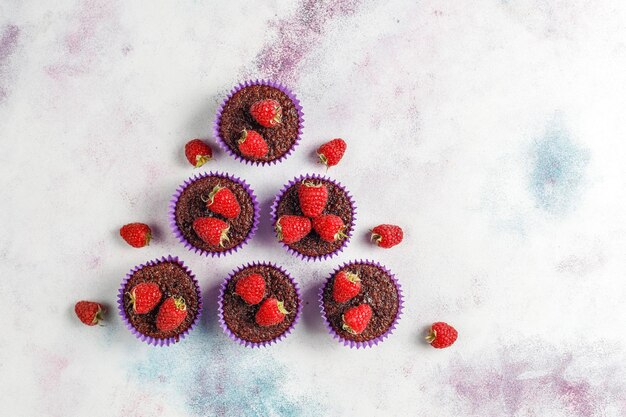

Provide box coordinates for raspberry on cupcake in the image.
[250,99,282,128]
[235,273,266,305]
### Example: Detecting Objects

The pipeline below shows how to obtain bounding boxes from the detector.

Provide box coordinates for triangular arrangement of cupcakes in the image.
[75,80,458,351]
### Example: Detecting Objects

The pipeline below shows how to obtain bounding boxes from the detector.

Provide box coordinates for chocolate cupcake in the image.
[218,262,301,348]
[170,172,259,257]
[270,174,356,261]
[319,260,403,348]
[118,255,202,346]
[213,80,303,165]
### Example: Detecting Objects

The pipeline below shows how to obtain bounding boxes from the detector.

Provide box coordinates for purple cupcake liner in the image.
[117,255,202,347]
[318,260,404,349]
[270,173,357,262]
[213,79,304,166]
[218,261,302,348]
[169,171,259,257]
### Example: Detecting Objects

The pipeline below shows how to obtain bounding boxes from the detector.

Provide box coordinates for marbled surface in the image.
[1,1,626,416]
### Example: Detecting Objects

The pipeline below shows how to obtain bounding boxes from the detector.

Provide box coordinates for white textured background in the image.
[1,1,625,416]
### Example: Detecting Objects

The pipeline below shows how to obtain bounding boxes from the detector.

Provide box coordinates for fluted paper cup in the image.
[319,259,403,349]
[169,171,259,257]
[213,79,304,166]
[117,255,202,346]
[218,261,301,348]
[270,173,356,261]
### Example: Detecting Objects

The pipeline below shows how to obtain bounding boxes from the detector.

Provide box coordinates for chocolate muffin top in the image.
[174,174,256,254]
[122,261,200,340]
[217,84,301,163]
[221,264,300,344]
[322,262,400,343]
[274,177,354,258]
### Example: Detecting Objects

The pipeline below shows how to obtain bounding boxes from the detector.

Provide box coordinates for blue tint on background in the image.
[530,119,589,214]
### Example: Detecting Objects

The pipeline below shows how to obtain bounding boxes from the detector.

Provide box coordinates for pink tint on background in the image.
[33,349,74,417]
[255,0,362,84]
[556,252,605,277]
[46,0,119,80]
[38,351,69,392]
[119,391,165,417]
[446,343,625,417]
[0,24,20,102]
[0,25,19,61]
[83,240,106,271]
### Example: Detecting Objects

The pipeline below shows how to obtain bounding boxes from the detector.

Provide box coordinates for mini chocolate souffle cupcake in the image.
[218,262,301,347]
[319,260,403,348]
[118,255,202,346]
[271,174,356,261]
[170,172,259,257]
[213,80,304,165]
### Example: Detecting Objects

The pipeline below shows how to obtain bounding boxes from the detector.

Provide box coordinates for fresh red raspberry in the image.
[276,215,312,244]
[371,224,403,248]
[297,182,329,218]
[250,99,282,128]
[235,273,266,305]
[156,296,187,332]
[317,138,346,167]
[238,129,269,158]
[255,298,289,326]
[192,217,230,247]
[342,304,372,335]
[205,185,241,219]
[74,301,104,326]
[312,214,347,242]
[332,270,361,303]
[184,139,213,167]
[119,223,152,248]
[426,322,458,348]
[128,282,162,314]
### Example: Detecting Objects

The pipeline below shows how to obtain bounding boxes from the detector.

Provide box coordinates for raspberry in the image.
[192,217,230,247]
[297,182,329,218]
[235,273,266,305]
[426,322,458,348]
[317,138,346,167]
[238,129,269,158]
[276,215,311,244]
[332,271,361,303]
[312,214,347,242]
[371,224,403,249]
[342,304,372,335]
[119,223,151,248]
[250,99,282,128]
[255,298,289,326]
[184,139,212,167]
[156,296,187,332]
[74,301,104,326]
